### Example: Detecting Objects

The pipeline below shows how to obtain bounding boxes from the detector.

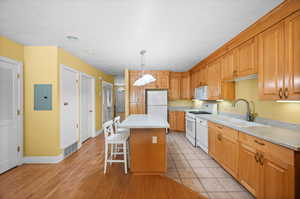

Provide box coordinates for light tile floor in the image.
[165,132,255,199]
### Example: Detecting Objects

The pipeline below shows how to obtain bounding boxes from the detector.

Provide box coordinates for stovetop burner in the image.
[188,111,211,115]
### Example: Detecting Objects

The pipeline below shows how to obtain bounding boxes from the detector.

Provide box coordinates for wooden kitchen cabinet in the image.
[169,111,185,132]
[129,103,145,114]
[284,10,300,100]
[208,122,298,199]
[207,59,235,100]
[238,142,261,197]
[181,72,191,99]
[169,72,182,100]
[221,49,238,81]
[236,37,258,77]
[258,21,285,100]
[207,59,222,100]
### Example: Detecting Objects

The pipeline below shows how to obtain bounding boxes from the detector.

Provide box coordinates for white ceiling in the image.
[0,0,283,75]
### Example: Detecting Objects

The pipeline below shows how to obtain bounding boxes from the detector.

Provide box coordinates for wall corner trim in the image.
[23,154,63,164]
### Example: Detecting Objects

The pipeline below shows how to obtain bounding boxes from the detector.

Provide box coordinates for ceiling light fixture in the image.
[66,35,79,40]
[133,50,156,86]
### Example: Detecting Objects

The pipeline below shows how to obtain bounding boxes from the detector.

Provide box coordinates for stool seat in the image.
[106,133,129,143]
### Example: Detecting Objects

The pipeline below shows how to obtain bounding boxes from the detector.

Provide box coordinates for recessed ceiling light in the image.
[66,35,79,40]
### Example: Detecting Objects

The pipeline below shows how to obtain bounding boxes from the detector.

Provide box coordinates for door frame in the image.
[102,81,113,125]
[79,72,96,145]
[60,64,80,148]
[0,56,23,166]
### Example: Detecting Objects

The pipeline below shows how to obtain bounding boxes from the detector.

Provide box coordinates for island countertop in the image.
[119,114,169,129]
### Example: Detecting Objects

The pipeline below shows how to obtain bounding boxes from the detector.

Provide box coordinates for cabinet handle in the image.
[216,126,223,130]
[259,153,264,166]
[278,88,283,99]
[284,88,289,99]
[254,152,260,163]
[217,134,222,141]
[254,140,265,146]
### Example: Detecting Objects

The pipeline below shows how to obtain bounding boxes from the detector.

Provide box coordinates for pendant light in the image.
[133,50,156,86]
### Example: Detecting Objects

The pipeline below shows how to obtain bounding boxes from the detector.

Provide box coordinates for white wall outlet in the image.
[152,136,157,144]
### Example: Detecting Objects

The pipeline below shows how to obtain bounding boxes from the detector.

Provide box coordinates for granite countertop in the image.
[196,114,300,151]
[168,106,201,112]
[119,114,170,129]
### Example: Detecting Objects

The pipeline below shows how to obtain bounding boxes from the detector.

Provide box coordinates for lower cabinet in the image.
[238,142,261,197]
[208,121,298,199]
[169,111,185,132]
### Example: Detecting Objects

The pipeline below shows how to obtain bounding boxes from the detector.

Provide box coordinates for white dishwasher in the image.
[196,117,208,153]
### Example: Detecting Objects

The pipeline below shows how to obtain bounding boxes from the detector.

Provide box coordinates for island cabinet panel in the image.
[130,128,166,174]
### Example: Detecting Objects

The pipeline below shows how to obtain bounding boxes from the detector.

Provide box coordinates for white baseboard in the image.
[23,154,64,164]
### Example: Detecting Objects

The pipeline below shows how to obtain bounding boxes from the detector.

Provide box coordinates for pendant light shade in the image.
[133,50,156,86]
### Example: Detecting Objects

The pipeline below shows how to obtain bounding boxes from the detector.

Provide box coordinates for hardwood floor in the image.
[0,134,205,199]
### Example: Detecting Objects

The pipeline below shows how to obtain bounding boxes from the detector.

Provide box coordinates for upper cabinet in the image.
[221,49,238,81]
[207,59,222,100]
[169,72,182,100]
[285,10,300,100]
[236,37,258,77]
[259,10,300,100]
[207,59,235,100]
[181,72,191,99]
[145,71,170,89]
[169,72,191,100]
[258,22,285,100]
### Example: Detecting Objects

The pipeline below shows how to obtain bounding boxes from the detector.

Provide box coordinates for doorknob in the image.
[64,102,69,106]
[89,110,93,113]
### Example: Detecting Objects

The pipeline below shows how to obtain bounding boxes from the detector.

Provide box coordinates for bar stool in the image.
[103,120,130,174]
[114,116,129,135]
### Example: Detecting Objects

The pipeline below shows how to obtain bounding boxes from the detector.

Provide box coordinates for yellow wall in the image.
[24,46,61,156]
[58,48,114,131]
[0,36,23,62]
[219,79,300,124]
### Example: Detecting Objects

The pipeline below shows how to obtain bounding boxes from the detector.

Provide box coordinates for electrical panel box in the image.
[34,84,52,110]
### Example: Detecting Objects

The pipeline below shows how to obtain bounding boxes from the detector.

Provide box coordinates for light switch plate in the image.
[152,136,157,144]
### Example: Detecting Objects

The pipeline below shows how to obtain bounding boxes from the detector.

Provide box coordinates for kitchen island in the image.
[119,114,169,175]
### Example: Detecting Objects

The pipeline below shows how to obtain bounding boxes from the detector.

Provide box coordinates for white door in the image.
[61,65,78,148]
[80,74,94,143]
[102,82,113,124]
[0,57,22,174]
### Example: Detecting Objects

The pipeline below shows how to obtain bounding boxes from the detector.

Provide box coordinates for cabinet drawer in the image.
[238,132,294,165]
[238,132,268,152]
[208,122,238,140]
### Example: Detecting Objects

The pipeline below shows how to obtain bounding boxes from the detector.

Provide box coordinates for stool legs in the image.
[104,142,108,174]
[123,142,128,174]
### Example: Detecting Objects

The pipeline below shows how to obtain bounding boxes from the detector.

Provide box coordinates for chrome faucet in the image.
[232,99,256,122]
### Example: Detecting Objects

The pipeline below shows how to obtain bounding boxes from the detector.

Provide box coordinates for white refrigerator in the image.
[146,90,168,120]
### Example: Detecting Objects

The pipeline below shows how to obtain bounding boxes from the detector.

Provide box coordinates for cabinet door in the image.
[285,10,300,100]
[129,103,145,114]
[176,112,185,132]
[168,111,177,131]
[261,157,292,199]
[129,72,145,103]
[258,22,285,100]
[237,37,258,77]
[157,71,170,89]
[238,143,261,197]
[169,72,181,100]
[221,132,239,177]
[208,126,216,158]
[207,60,221,100]
[181,72,191,99]
[222,49,237,81]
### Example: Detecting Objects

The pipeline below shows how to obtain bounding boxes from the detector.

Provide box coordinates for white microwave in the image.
[195,86,208,100]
